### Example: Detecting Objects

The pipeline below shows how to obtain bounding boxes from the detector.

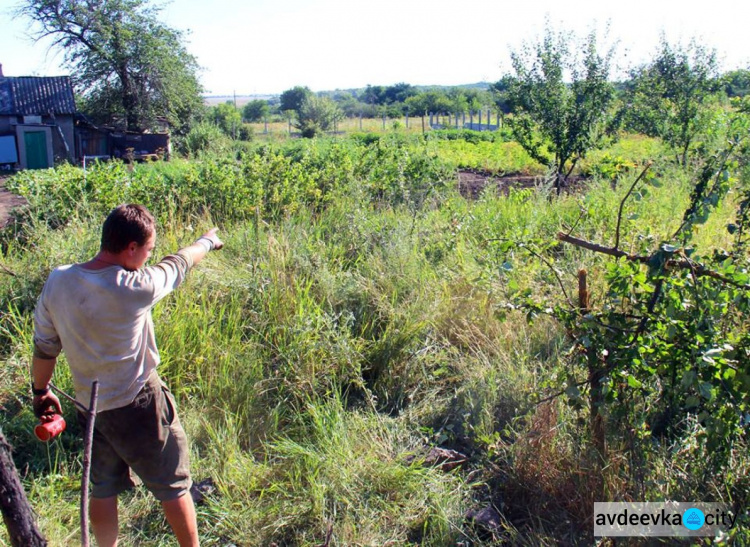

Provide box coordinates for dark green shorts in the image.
[78,371,192,501]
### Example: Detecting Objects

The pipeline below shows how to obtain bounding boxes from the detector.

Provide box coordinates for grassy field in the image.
[1,128,748,545]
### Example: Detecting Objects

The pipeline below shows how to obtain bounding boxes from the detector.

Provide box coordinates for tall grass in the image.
[1,132,747,545]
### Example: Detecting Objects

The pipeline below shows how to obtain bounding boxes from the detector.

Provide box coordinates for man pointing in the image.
[31,203,222,546]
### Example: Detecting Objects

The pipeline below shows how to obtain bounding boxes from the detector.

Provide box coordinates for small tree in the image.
[623,37,719,166]
[242,99,270,122]
[722,69,750,98]
[489,75,514,116]
[503,24,616,190]
[404,90,452,117]
[210,102,242,138]
[179,121,231,157]
[294,95,343,138]
[279,86,313,113]
[18,0,204,133]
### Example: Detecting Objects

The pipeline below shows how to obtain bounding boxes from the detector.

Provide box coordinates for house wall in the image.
[49,115,75,161]
[0,116,13,134]
[0,114,75,166]
[0,116,19,167]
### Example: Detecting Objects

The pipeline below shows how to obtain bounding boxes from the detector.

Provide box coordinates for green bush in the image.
[178,121,232,157]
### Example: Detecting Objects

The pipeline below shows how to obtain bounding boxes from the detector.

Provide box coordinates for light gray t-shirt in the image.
[33,252,193,412]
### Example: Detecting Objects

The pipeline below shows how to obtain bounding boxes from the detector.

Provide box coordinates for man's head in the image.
[101,204,156,270]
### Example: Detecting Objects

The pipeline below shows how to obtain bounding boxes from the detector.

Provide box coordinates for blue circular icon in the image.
[683,508,705,530]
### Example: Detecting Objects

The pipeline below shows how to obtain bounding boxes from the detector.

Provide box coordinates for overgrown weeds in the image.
[1,131,747,545]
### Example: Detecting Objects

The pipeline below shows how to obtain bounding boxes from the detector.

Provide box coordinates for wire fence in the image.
[245,110,504,137]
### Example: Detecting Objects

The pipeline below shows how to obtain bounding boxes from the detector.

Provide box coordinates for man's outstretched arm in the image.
[178,228,224,267]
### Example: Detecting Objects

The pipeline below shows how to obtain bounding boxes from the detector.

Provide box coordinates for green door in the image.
[24,131,49,169]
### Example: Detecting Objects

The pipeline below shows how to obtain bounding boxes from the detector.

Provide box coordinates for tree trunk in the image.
[578,271,606,464]
[0,429,47,546]
[119,67,140,132]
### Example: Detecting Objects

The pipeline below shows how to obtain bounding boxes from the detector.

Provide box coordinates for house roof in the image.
[0,76,76,116]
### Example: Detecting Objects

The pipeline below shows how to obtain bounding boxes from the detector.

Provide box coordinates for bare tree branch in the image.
[614,161,652,251]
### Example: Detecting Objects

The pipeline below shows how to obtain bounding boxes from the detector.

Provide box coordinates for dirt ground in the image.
[457,169,587,199]
[0,175,27,227]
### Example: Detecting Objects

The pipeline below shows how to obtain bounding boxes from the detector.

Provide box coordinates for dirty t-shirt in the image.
[33,252,193,412]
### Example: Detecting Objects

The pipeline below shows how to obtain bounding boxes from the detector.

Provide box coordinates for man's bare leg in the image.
[90,496,119,547]
[162,492,199,547]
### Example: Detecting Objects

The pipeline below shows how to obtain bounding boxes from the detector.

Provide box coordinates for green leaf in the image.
[681,369,697,387]
[722,368,736,380]
[565,384,581,399]
[626,376,642,388]
[698,382,715,401]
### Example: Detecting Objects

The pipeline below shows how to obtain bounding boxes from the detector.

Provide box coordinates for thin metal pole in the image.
[81,381,98,547]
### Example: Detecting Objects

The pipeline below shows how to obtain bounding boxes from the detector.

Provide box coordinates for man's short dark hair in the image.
[101,204,155,253]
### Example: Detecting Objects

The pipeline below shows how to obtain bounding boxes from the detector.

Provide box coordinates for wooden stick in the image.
[49,383,88,413]
[578,269,589,312]
[80,381,98,547]
[0,263,16,277]
[558,232,643,261]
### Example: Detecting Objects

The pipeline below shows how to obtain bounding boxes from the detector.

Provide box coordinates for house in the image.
[0,63,76,169]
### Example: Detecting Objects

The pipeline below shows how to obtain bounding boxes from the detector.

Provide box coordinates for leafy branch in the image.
[557,232,750,290]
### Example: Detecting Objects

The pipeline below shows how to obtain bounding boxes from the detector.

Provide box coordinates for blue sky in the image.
[2,0,749,96]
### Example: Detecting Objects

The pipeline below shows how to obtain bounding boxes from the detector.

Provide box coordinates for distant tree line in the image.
[242,83,500,123]
[206,47,748,145]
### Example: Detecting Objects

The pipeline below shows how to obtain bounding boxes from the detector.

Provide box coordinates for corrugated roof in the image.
[0,76,76,116]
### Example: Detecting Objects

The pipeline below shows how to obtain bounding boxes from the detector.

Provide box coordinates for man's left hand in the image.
[33,391,62,420]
